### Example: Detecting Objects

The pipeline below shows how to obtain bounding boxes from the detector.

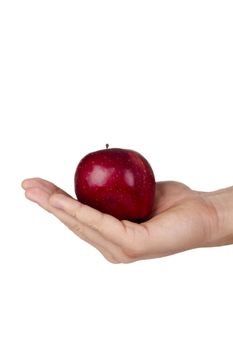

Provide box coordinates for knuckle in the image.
[121,243,144,261]
[102,249,134,264]
[88,223,100,232]
[100,252,120,264]
[105,256,121,264]
[88,214,105,232]
[73,223,84,235]
[107,254,132,264]
[118,255,134,264]
[120,222,148,262]
[74,205,83,220]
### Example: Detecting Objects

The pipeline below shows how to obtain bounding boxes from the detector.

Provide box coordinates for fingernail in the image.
[22,179,29,189]
[22,179,36,190]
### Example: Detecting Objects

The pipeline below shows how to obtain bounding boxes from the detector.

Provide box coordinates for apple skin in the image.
[74,147,156,222]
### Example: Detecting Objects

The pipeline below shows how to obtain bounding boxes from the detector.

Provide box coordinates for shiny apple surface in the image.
[74,148,156,222]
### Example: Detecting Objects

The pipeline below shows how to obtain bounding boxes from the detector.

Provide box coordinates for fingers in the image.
[22,178,55,191]
[22,179,128,262]
[23,179,129,247]
[22,178,71,197]
[22,178,209,262]
[48,193,147,262]
[49,193,129,247]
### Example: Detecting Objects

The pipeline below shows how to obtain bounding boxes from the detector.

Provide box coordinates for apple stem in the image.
[106,143,109,149]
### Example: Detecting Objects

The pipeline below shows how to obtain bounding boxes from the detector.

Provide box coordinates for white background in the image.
[0,1,233,349]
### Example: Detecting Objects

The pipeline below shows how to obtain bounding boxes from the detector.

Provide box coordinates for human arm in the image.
[203,186,233,247]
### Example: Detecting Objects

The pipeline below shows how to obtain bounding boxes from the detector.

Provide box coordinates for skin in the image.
[22,178,233,263]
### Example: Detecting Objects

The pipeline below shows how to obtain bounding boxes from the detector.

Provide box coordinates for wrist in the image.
[204,187,233,247]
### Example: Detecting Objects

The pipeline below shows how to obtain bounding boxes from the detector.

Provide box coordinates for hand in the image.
[22,178,219,263]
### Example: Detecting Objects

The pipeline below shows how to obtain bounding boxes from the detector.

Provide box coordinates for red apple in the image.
[74,146,156,222]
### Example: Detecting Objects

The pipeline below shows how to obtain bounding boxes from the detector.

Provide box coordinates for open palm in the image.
[22,178,218,263]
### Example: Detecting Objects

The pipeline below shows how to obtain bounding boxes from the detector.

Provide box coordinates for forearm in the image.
[205,186,233,247]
